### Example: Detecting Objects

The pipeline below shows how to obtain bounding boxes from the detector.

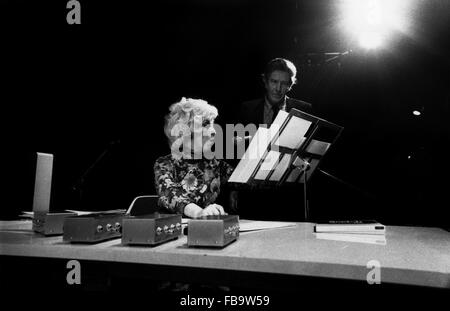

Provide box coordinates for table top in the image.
[1,220,449,288]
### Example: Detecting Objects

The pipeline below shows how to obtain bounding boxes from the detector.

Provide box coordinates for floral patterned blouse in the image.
[154,155,234,215]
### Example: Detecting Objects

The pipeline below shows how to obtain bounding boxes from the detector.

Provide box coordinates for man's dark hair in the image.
[263,58,297,85]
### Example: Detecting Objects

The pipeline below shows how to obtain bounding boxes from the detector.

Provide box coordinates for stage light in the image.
[358,32,383,49]
[339,0,413,50]
[412,106,424,116]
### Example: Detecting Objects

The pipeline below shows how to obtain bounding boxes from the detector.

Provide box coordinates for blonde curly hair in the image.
[164,97,218,146]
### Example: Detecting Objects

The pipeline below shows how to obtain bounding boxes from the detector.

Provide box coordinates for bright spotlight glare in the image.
[358,32,383,49]
[412,110,421,116]
[340,0,412,49]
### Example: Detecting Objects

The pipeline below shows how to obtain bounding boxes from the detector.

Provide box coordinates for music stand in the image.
[228,108,343,221]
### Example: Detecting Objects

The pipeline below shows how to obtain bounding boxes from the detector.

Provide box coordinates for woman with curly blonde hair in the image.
[154,97,236,218]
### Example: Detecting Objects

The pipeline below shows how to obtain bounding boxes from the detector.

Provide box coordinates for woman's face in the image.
[185,115,216,156]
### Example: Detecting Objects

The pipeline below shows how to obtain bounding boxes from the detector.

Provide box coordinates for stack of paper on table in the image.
[314,220,386,245]
[314,220,385,234]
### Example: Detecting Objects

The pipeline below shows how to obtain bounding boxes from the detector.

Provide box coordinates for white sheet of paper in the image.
[271,110,289,129]
[254,150,281,180]
[19,212,34,219]
[269,153,292,181]
[229,111,289,184]
[274,116,312,149]
[33,153,53,213]
[306,139,331,156]
[239,220,297,232]
[286,167,302,182]
[64,209,126,215]
[229,127,272,183]
[21,210,127,217]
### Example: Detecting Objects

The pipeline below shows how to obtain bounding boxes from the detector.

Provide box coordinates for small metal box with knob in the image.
[121,213,182,246]
[187,215,239,247]
[63,212,125,243]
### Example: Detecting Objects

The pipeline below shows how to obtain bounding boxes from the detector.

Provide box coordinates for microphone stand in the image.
[303,168,309,221]
[317,169,376,200]
[71,140,120,206]
[302,50,352,65]
[293,160,375,222]
[292,157,311,221]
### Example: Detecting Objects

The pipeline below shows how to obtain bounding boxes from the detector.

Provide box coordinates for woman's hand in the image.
[202,204,227,216]
[184,203,227,218]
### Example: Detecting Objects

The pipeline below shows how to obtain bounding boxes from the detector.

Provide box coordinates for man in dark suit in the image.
[233,58,312,222]
[238,58,312,128]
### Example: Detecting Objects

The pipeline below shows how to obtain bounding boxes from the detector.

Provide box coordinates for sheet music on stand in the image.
[229,108,343,220]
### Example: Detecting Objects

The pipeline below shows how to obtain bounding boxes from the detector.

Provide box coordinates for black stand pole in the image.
[303,170,309,221]
[292,157,311,222]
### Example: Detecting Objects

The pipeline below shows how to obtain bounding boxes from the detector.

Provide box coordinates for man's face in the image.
[263,70,293,106]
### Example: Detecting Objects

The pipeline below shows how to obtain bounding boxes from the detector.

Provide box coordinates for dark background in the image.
[2,0,449,228]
